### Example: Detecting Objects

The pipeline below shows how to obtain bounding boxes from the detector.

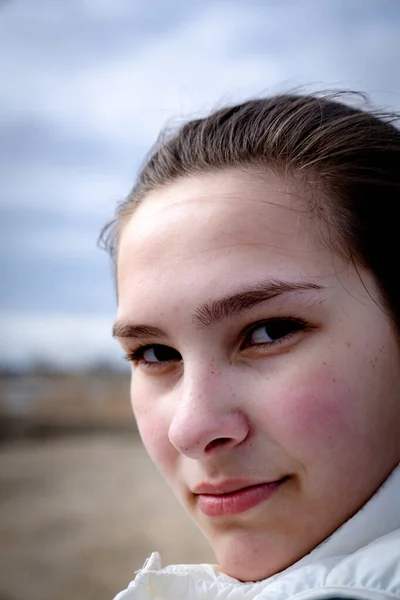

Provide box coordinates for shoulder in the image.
[329,529,400,597]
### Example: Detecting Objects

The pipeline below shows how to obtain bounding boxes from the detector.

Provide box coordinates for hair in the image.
[99,90,400,331]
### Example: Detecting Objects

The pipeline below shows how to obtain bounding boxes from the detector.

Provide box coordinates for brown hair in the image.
[99,91,400,329]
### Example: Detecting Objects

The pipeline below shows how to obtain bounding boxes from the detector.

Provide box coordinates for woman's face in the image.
[115,170,400,582]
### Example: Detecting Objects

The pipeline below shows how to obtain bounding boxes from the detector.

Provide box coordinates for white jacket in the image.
[114,464,400,600]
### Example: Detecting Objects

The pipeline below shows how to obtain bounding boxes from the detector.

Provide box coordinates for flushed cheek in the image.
[266,372,359,463]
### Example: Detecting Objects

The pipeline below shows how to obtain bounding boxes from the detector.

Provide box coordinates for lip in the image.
[194,477,289,517]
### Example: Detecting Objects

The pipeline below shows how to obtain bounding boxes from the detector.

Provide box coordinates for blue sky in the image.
[1,0,399,368]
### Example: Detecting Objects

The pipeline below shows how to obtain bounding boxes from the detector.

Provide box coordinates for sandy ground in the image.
[0,434,214,600]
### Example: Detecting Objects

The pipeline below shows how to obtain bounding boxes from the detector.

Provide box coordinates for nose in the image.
[168,366,250,459]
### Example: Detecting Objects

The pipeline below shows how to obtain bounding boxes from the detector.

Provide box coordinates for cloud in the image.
[2,0,399,213]
[0,311,125,369]
[2,0,399,146]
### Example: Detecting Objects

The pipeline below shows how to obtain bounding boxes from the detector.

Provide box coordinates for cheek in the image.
[131,380,177,477]
[265,369,357,460]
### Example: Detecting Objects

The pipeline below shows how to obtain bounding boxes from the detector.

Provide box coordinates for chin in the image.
[218,552,286,583]
[210,531,302,583]
[223,561,274,583]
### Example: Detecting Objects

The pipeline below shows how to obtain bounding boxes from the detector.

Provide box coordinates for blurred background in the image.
[0,1,399,598]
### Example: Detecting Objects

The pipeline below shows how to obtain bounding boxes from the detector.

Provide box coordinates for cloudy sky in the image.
[1,0,399,368]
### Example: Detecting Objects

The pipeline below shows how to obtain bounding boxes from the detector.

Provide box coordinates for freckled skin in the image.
[116,170,400,582]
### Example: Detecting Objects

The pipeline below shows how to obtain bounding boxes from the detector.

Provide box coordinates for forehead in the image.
[119,170,323,254]
[117,170,333,311]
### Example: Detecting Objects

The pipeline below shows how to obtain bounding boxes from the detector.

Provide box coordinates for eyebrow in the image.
[112,323,167,339]
[112,280,324,339]
[194,280,324,327]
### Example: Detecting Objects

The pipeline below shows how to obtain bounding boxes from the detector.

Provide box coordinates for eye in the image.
[243,318,307,348]
[125,344,182,366]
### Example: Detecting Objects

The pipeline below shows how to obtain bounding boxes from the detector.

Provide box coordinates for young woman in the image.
[101,92,400,599]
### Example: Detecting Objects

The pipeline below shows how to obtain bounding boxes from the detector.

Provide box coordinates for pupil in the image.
[265,320,295,340]
[154,345,180,361]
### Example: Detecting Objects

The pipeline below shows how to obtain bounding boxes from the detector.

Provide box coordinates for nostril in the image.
[205,437,231,452]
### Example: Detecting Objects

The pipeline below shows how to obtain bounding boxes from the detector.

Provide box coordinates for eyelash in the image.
[123,317,308,368]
